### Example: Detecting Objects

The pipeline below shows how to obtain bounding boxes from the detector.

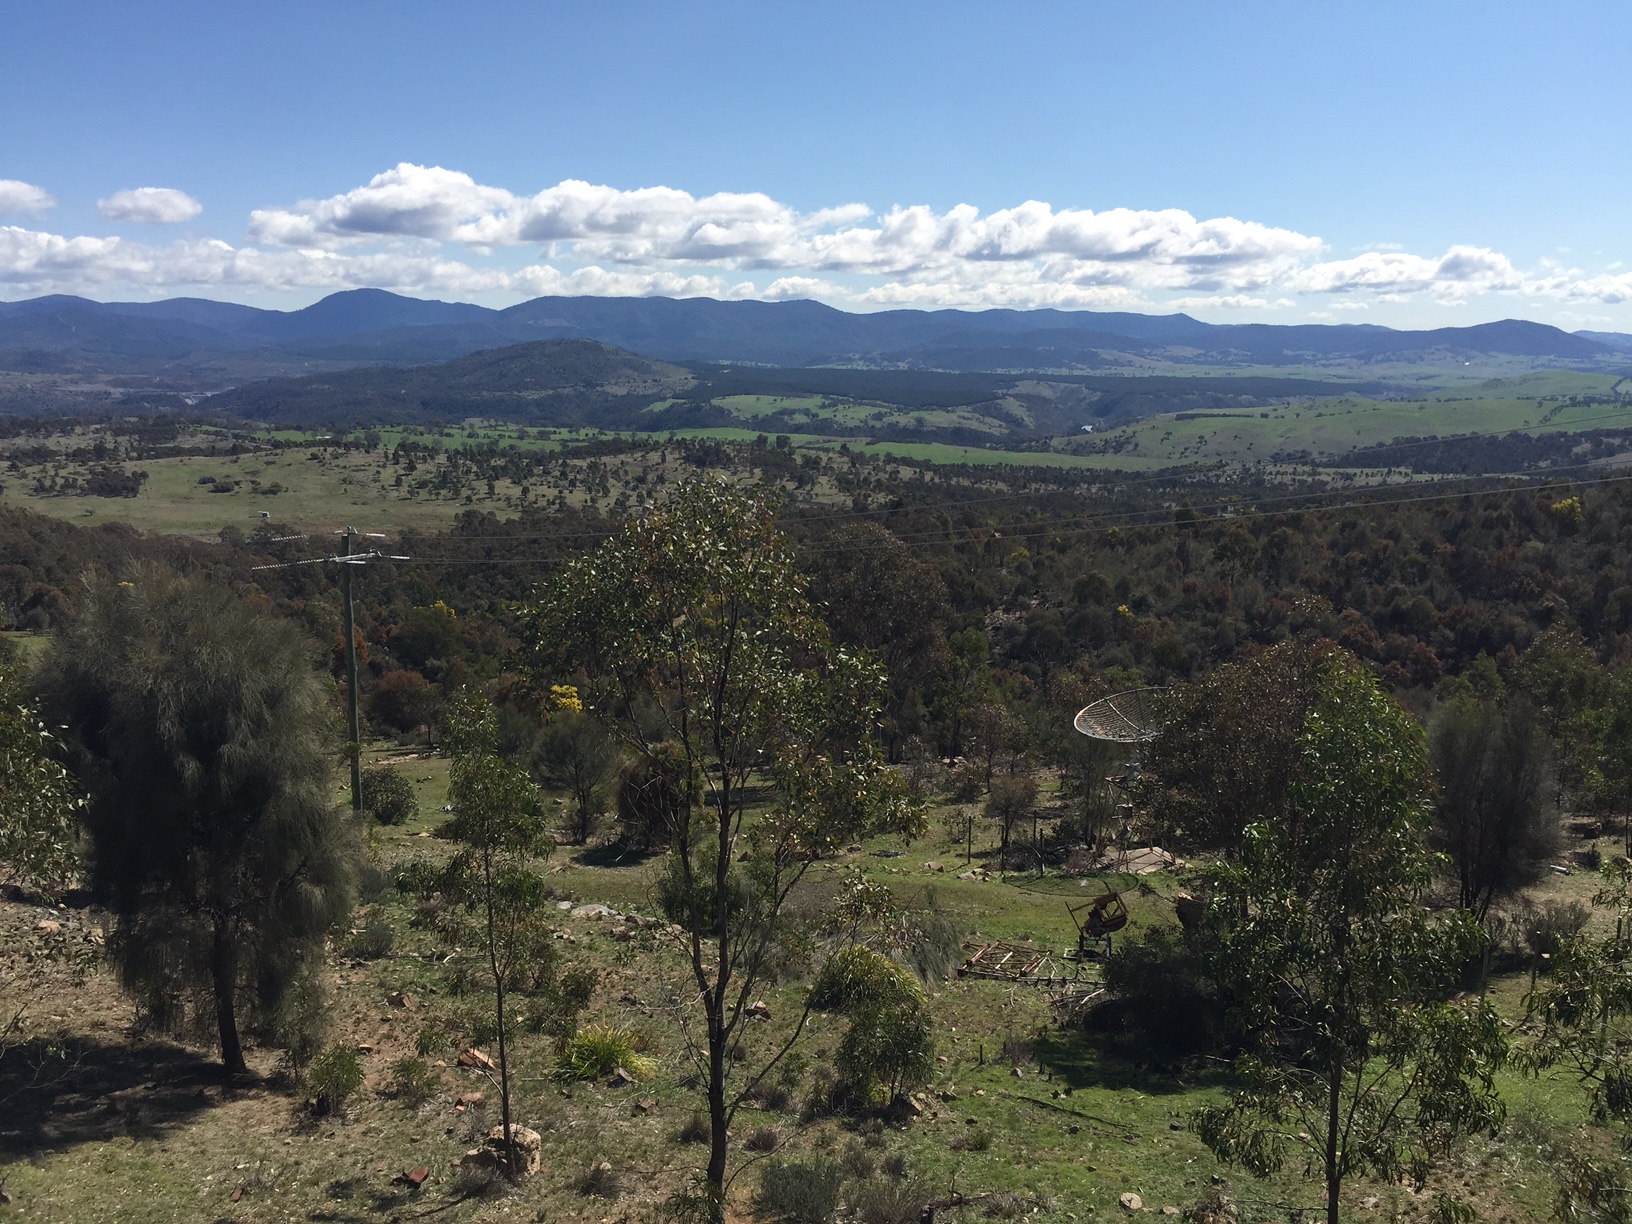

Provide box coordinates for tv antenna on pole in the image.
[252,527,409,814]
[1067,687,1166,961]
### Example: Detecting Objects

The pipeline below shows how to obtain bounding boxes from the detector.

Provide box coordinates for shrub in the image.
[1098,925,1225,1057]
[308,1046,364,1116]
[851,1178,930,1224]
[902,907,965,982]
[758,1157,843,1224]
[810,947,924,1013]
[390,1055,439,1107]
[346,912,394,960]
[835,1002,935,1104]
[949,1128,991,1152]
[678,1112,709,1144]
[880,1153,907,1180]
[982,1192,1027,1219]
[745,1125,781,1152]
[1522,900,1591,968]
[557,1023,657,1081]
[453,1161,506,1200]
[578,1160,624,1199]
[270,968,329,1080]
[362,765,417,826]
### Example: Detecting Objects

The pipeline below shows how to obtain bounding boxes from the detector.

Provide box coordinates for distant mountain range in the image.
[1,289,1628,392]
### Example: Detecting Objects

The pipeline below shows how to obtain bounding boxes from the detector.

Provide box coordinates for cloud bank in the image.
[0,180,57,217]
[3,163,1631,318]
[98,187,203,224]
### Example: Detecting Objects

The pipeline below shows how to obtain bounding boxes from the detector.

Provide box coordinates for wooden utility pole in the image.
[251,529,407,815]
[340,527,363,814]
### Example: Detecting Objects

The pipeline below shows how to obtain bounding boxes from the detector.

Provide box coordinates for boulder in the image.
[1118,1192,1142,1211]
[460,1124,542,1176]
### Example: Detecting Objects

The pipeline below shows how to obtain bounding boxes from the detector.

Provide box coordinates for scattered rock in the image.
[459,1124,542,1177]
[846,843,863,853]
[619,993,642,1006]
[457,1047,496,1071]
[355,1044,375,1055]
[1118,1192,1142,1212]
[609,1066,636,1087]
[455,1092,484,1107]
[924,861,944,872]
[35,919,60,935]
[1160,1209,1180,1217]
[1168,1120,1182,1130]
[387,992,419,1010]
[557,900,573,910]
[1010,1067,1024,1078]
[400,1166,430,1189]
[885,1094,924,1123]
[938,1088,958,1101]
[1360,1197,1379,1210]
[746,1000,771,1020]
[572,902,616,919]
[633,1098,657,1114]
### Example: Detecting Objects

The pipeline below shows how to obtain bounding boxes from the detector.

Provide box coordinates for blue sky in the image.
[3,0,1630,329]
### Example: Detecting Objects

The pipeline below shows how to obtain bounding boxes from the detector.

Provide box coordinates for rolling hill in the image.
[2,290,1627,394]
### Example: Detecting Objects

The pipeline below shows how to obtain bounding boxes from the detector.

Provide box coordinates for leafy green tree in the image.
[1139,641,1330,856]
[1428,695,1556,920]
[37,568,358,1075]
[402,693,559,1178]
[0,650,82,896]
[1525,857,1632,1222]
[528,479,913,1218]
[1193,652,1505,1224]
[531,708,620,843]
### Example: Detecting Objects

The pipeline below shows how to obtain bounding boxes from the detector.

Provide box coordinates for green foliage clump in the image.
[1191,651,1506,1223]
[362,765,417,826]
[345,911,394,960]
[557,1023,656,1081]
[308,1045,364,1116]
[0,651,84,897]
[810,947,934,1104]
[389,1055,439,1107]
[758,1157,843,1224]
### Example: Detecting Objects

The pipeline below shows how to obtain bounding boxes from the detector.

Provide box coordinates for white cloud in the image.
[2,163,1631,322]
[0,180,56,217]
[98,187,203,224]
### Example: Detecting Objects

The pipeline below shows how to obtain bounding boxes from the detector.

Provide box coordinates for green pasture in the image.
[1083,371,1632,465]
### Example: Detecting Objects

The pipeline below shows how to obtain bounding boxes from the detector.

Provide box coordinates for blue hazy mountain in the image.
[0,288,1625,376]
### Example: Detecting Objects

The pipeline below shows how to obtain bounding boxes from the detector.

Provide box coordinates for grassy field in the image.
[1077,372,1632,466]
[0,742,1605,1223]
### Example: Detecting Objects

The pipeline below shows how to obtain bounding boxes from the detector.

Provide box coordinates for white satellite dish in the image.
[1073,688,1164,743]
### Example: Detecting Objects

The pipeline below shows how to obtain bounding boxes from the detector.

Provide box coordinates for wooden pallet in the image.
[958,940,1046,981]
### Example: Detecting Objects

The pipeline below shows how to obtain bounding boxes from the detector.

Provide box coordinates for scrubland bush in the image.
[758,1157,843,1224]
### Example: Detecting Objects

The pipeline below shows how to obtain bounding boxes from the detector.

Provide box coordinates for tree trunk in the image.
[706,1002,729,1221]
[1325,1056,1342,1224]
[482,843,516,1179]
[211,922,247,1076]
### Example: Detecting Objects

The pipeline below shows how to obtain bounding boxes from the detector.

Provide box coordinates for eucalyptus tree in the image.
[528,479,913,1218]
[37,568,359,1076]
[1193,652,1505,1224]
[0,650,82,896]
[401,694,564,1178]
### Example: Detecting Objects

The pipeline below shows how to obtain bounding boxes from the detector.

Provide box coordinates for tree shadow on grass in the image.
[571,842,663,869]
[1035,1025,1230,1096]
[0,1035,227,1157]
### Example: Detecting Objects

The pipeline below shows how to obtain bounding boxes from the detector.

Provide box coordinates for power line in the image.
[251,528,410,812]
